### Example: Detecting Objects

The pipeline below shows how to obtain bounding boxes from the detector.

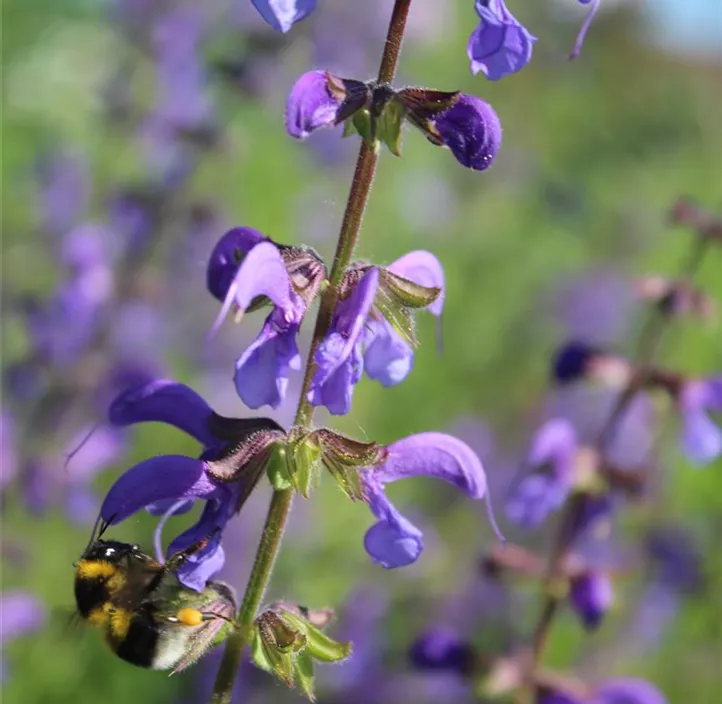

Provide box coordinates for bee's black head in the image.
[81,539,138,564]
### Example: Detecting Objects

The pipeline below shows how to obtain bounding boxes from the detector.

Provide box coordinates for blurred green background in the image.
[2,0,721,703]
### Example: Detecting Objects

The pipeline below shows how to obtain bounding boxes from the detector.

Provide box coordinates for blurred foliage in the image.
[1,0,721,703]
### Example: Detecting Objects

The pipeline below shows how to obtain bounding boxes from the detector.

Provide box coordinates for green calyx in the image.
[251,606,351,701]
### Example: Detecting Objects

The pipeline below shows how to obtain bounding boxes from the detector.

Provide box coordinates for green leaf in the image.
[380,269,441,310]
[266,444,292,491]
[351,109,375,147]
[293,651,316,702]
[376,98,405,157]
[281,612,352,663]
[287,434,322,498]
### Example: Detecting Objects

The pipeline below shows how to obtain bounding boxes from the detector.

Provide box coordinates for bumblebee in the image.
[74,521,236,673]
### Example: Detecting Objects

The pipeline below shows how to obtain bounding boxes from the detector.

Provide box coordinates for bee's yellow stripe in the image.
[76,560,116,580]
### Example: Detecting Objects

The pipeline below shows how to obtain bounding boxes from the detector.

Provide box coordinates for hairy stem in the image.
[209,1,413,701]
[528,232,711,675]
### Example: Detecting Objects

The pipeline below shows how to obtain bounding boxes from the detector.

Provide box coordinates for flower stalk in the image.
[209,1,413,701]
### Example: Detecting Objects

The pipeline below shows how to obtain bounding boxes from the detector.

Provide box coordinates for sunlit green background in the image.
[2,1,721,703]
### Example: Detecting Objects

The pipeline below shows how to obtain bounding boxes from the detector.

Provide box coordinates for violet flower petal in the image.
[363,320,414,387]
[434,94,502,171]
[109,379,216,448]
[309,268,378,413]
[234,313,301,409]
[363,432,500,568]
[252,0,316,33]
[468,0,536,80]
[207,227,268,302]
[679,377,722,466]
[168,498,234,591]
[286,70,342,139]
[210,241,296,336]
[363,483,424,568]
[387,250,445,316]
[100,455,219,524]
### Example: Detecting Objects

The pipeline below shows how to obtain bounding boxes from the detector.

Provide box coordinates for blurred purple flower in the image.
[570,1,601,60]
[569,569,612,630]
[0,590,46,680]
[409,627,474,675]
[251,0,317,33]
[361,432,499,568]
[433,93,502,171]
[36,150,89,235]
[467,0,536,80]
[506,419,576,528]
[677,375,722,466]
[591,678,667,704]
[0,409,17,492]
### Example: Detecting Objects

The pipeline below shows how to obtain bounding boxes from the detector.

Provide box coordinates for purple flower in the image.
[310,252,444,414]
[677,375,722,466]
[569,569,613,630]
[36,150,89,235]
[433,93,502,171]
[467,0,536,80]
[102,378,283,589]
[252,0,317,33]
[506,419,576,527]
[207,228,325,409]
[309,268,377,415]
[409,627,474,675]
[0,591,46,681]
[570,1,601,60]
[591,678,667,704]
[285,70,369,140]
[360,432,500,568]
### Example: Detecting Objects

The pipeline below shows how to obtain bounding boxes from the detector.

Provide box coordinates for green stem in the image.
[528,233,711,675]
[209,1,413,701]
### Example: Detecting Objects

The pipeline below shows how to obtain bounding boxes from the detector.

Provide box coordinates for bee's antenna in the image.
[81,514,104,557]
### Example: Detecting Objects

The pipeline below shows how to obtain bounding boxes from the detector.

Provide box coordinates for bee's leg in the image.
[166,608,234,627]
[164,528,222,572]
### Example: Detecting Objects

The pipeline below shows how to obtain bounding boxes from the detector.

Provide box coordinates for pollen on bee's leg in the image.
[176,608,204,627]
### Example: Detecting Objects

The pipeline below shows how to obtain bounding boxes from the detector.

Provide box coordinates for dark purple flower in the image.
[538,692,583,704]
[677,375,722,466]
[570,1,601,60]
[360,432,500,568]
[206,228,320,410]
[467,0,536,80]
[0,590,46,681]
[433,93,502,171]
[103,379,281,589]
[252,0,316,33]
[409,627,474,675]
[506,419,576,527]
[569,569,613,630]
[591,678,667,704]
[553,340,603,384]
